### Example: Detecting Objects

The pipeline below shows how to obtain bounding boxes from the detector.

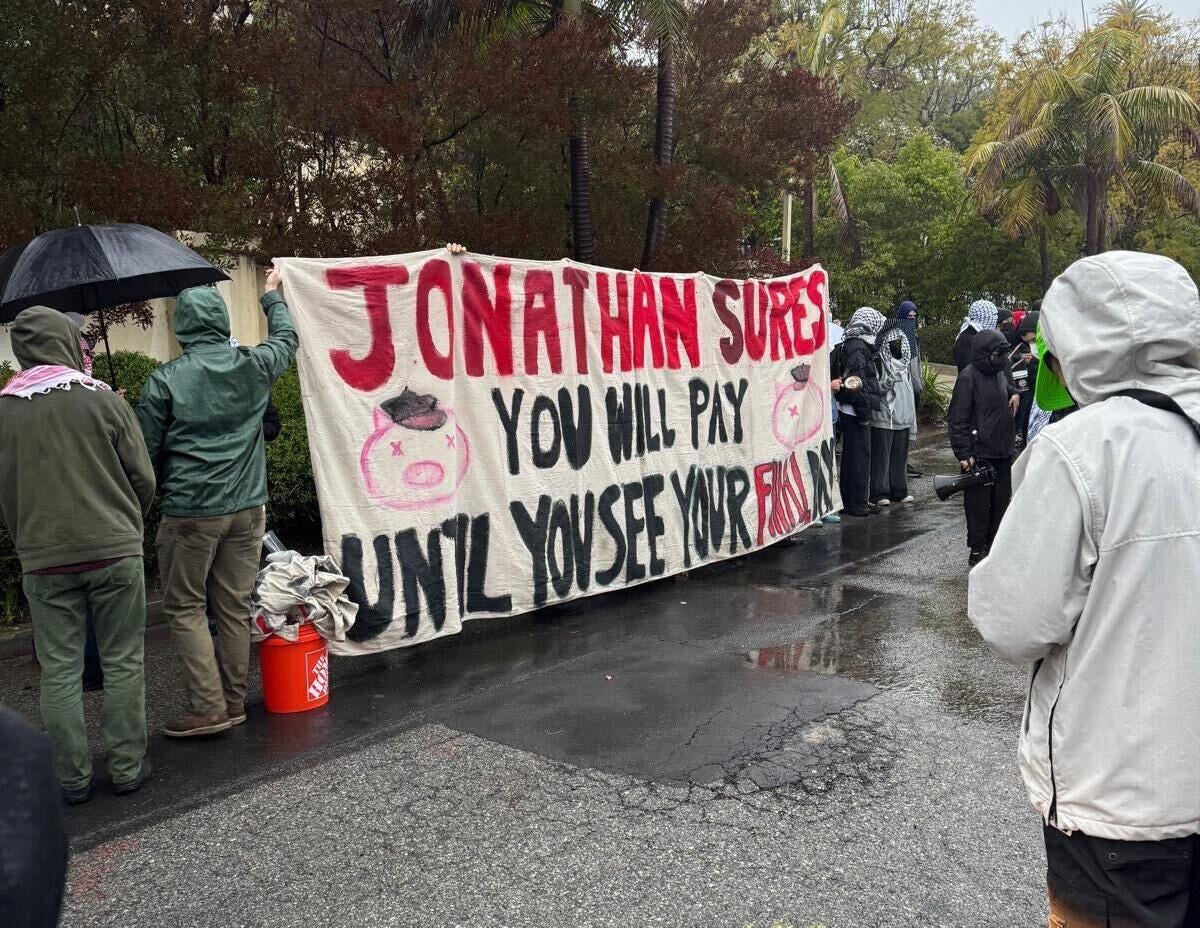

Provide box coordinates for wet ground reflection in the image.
[743,571,1024,725]
[746,631,839,675]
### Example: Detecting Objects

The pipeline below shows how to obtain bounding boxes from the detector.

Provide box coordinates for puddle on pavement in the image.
[745,634,839,675]
[741,582,1023,724]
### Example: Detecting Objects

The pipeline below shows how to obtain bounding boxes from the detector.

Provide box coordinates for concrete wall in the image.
[1,250,268,368]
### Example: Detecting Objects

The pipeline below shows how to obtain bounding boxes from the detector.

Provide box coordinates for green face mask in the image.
[1033,326,1074,412]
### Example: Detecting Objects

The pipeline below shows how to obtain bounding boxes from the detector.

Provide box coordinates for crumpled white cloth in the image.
[250,551,358,643]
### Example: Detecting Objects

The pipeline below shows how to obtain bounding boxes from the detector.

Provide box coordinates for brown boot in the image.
[162,711,232,738]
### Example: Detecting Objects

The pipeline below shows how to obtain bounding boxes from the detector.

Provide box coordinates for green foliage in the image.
[920,321,962,367]
[91,350,161,406]
[966,12,1200,256]
[765,0,1004,156]
[917,361,953,423]
[817,135,1067,320]
[265,366,320,540]
[0,360,13,389]
[0,0,851,279]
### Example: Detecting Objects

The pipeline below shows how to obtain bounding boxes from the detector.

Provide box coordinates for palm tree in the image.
[604,0,686,270]
[966,25,1200,255]
[560,0,597,263]
[793,0,860,264]
[966,162,1062,291]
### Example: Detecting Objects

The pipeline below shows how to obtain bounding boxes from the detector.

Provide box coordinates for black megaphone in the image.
[934,463,997,501]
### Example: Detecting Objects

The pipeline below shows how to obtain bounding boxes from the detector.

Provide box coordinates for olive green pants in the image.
[158,507,265,717]
[24,557,147,791]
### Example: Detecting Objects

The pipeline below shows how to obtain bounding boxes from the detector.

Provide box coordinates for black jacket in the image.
[953,328,976,373]
[263,398,282,443]
[948,330,1017,461]
[834,337,882,417]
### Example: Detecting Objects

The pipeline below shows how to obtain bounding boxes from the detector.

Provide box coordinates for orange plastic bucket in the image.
[258,623,330,713]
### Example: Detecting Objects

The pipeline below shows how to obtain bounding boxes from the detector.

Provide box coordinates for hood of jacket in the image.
[175,286,232,350]
[1041,251,1200,422]
[845,306,887,344]
[970,329,1008,375]
[10,306,86,371]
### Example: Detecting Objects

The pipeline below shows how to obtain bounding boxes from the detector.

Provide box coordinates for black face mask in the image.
[978,347,1008,374]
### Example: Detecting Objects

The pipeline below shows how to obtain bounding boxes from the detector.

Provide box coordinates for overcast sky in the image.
[973,0,1197,41]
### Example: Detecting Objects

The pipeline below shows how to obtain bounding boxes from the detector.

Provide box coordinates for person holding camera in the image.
[970,252,1200,926]
[947,329,1018,565]
[833,307,887,517]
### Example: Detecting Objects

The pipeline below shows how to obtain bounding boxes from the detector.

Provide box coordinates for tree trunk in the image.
[1038,224,1051,293]
[640,36,676,271]
[1084,172,1106,256]
[568,96,595,264]
[802,175,816,260]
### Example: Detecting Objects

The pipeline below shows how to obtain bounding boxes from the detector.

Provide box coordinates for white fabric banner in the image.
[275,251,839,655]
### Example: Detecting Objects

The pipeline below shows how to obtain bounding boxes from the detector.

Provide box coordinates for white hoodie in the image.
[969,251,1200,842]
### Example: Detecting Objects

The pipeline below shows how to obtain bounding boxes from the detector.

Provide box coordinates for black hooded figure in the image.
[947,330,1018,564]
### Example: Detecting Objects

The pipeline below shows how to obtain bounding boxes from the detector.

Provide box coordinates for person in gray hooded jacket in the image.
[969,252,1200,927]
[869,327,917,506]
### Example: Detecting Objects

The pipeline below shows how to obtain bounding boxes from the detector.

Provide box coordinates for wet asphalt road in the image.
[2,441,1047,927]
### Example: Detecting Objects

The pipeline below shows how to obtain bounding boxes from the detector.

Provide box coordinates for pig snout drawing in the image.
[771,363,824,450]
[359,388,470,511]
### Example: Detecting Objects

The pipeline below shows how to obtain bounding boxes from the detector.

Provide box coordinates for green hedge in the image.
[266,366,320,539]
[920,321,961,367]
[92,349,162,406]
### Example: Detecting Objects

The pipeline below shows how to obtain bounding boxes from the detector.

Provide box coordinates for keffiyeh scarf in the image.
[958,299,999,336]
[845,306,888,344]
[0,365,112,400]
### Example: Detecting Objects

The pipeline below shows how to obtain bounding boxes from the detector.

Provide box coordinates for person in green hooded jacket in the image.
[137,268,298,738]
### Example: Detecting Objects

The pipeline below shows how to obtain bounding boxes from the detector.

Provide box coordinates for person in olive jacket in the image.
[137,269,298,738]
[0,309,156,802]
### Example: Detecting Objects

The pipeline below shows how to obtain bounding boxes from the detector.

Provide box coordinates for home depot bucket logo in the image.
[306,650,329,701]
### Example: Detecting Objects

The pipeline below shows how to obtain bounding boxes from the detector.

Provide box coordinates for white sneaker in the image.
[876,498,891,506]
[898,495,915,504]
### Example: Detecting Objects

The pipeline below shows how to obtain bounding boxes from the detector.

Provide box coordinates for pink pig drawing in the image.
[771,362,825,451]
[359,388,470,511]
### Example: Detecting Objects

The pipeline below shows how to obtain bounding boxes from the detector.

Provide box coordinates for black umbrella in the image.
[0,223,230,382]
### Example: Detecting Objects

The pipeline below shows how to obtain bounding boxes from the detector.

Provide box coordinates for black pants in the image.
[869,427,909,503]
[1045,825,1200,927]
[963,456,1012,551]
[839,414,871,510]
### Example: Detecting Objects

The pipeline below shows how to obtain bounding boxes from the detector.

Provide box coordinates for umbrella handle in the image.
[97,306,118,390]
